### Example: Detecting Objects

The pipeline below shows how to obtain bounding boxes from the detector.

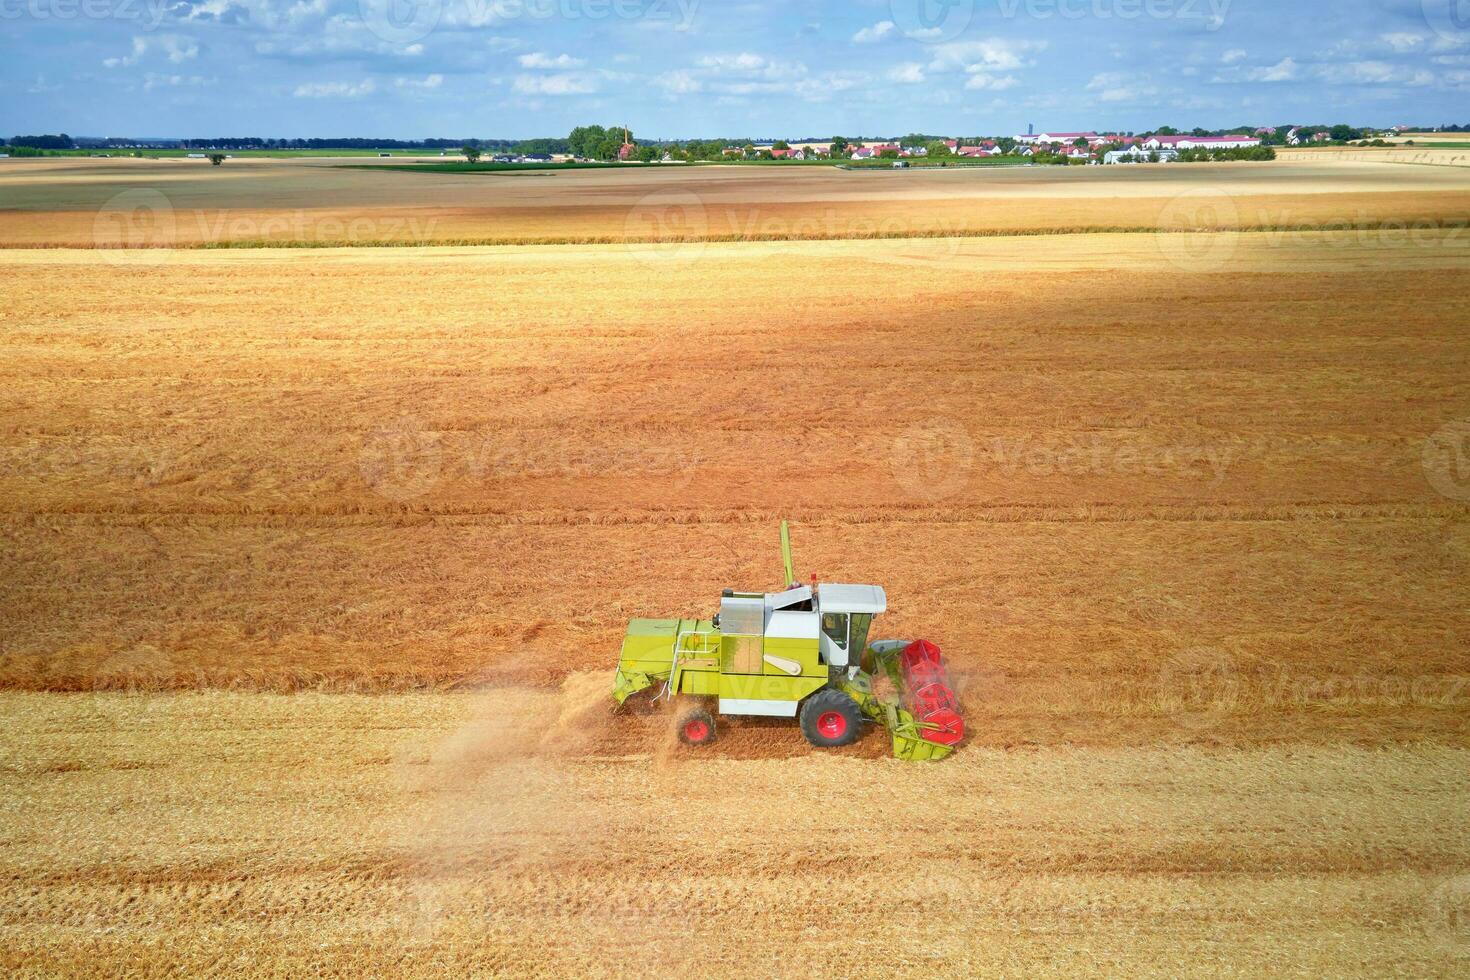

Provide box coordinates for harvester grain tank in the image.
[611,523,964,760]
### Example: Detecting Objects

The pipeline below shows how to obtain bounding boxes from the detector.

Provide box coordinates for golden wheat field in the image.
[2,156,1469,976]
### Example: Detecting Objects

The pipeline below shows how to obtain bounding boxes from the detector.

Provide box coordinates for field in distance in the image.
[2,153,1468,247]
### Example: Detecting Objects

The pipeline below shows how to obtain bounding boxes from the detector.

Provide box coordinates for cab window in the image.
[821,613,848,648]
[848,613,873,659]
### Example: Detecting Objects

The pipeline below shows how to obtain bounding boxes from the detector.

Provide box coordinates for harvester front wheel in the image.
[799,689,861,748]
[677,707,717,747]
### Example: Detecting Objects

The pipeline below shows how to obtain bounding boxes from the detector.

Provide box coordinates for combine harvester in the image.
[611,523,964,760]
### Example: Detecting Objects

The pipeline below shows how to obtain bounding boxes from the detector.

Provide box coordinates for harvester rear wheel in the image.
[677,707,717,746]
[799,689,861,748]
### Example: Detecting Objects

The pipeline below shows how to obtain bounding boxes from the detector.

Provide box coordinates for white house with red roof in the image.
[852,143,902,160]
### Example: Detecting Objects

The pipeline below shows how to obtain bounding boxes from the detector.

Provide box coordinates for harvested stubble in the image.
[1,690,1466,977]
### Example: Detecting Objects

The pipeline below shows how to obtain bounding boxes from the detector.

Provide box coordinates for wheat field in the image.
[4,154,1469,246]
[3,691,1467,977]
[1,157,1468,976]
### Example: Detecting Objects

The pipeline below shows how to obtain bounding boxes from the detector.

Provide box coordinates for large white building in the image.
[1141,135,1262,150]
[1016,131,1098,145]
[1103,145,1178,164]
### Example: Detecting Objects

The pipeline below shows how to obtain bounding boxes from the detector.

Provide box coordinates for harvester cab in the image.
[611,522,964,760]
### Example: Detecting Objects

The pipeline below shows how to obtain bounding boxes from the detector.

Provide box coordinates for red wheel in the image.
[677,707,716,746]
[799,689,861,747]
[816,711,848,740]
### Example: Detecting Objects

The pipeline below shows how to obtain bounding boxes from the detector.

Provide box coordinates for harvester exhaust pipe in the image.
[780,519,796,589]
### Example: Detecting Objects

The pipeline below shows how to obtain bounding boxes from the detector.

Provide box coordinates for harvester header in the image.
[611,522,964,760]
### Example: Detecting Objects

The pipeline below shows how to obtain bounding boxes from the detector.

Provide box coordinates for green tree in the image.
[830,136,849,156]
[900,133,940,147]
[462,145,481,163]
[567,125,607,159]
[773,140,790,150]
[926,140,953,158]
[207,153,225,166]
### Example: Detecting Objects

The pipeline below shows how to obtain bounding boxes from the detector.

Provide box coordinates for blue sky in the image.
[3,0,1466,138]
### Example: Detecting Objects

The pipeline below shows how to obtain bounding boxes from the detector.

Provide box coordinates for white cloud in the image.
[161,35,200,63]
[655,70,704,95]
[927,38,1046,73]
[293,80,376,98]
[887,62,926,84]
[144,73,215,91]
[104,35,198,68]
[395,74,444,90]
[1315,61,1433,86]
[790,73,861,101]
[1381,33,1425,53]
[696,53,770,73]
[512,72,599,95]
[1086,71,1157,103]
[684,53,808,92]
[1247,57,1297,82]
[965,73,1017,91]
[1221,49,1247,64]
[103,38,145,68]
[852,21,895,44]
[518,52,586,69]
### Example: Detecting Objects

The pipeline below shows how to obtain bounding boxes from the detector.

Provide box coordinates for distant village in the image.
[9,122,1423,166]
[521,123,1414,166]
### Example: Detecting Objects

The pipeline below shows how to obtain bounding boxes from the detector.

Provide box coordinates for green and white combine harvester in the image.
[611,523,964,760]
